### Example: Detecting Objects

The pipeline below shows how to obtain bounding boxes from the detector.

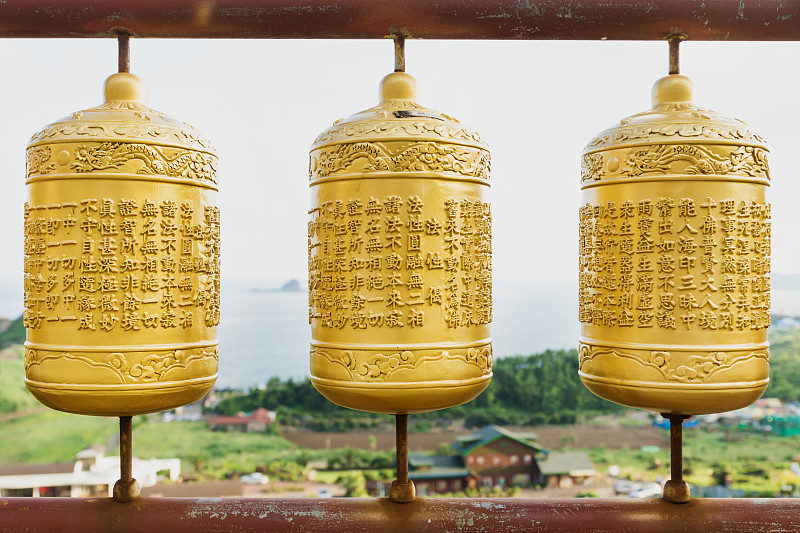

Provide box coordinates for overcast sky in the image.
[1,38,798,288]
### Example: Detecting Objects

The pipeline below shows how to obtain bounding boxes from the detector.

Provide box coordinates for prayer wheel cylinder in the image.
[308,72,493,414]
[23,73,220,416]
[578,74,770,415]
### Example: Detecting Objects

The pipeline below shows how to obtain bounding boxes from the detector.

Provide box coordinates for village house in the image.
[452,425,545,489]
[367,452,475,498]
[405,454,473,497]
[207,407,276,433]
[369,425,564,496]
[0,449,180,498]
[537,451,597,488]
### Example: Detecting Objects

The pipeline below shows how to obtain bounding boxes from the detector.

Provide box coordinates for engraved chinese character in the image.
[160,200,177,218]
[426,252,444,269]
[656,197,675,218]
[425,217,443,235]
[365,197,383,215]
[80,199,98,215]
[656,311,676,329]
[140,199,159,218]
[407,195,424,213]
[385,195,403,214]
[179,310,193,328]
[100,198,116,218]
[385,309,403,327]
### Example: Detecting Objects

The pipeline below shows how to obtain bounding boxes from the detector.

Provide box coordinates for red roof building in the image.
[207,407,276,433]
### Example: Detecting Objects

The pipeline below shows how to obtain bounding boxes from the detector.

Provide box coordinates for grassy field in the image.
[131,418,300,479]
[0,346,39,414]
[0,412,308,478]
[0,410,117,463]
[587,426,800,496]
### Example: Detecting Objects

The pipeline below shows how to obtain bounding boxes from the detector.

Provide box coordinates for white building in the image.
[0,449,180,498]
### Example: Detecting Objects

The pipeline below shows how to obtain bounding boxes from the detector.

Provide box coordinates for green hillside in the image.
[0,345,38,414]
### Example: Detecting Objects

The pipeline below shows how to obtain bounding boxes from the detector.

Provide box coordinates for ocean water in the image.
[216,279,579,389]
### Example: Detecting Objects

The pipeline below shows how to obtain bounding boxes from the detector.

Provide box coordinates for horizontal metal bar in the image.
[1,497,799,532]
[0,0,798,40]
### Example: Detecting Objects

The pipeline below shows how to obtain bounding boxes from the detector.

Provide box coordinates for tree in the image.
[337,471,367,497]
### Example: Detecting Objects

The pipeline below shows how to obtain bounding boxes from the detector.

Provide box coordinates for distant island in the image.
[280,279,301,292]
[251,279,302,293]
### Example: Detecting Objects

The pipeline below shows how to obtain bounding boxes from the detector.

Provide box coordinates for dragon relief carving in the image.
[580,153,604,182]
[25,346,218,384]
[579,343,768,384]
[311,344,493,382]
[26,146,56,177]
[619,144,769,179]
[71,142,218,184]
[310,141,490,180]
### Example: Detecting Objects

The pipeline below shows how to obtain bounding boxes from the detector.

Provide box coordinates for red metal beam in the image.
[1,497,800,532]
[0,0,798,40]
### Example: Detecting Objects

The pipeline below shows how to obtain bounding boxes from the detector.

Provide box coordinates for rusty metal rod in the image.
[389,414,414,503]
[112,416,140,502]
[662,413,691,503]
[118,33,130,73]
[668,37,680,75]
[120,416,133,484]
[0,0,798,40]
[394,35,405,73]
[2,497,800,532]
[669,415,683,482]
[395,414,408,484]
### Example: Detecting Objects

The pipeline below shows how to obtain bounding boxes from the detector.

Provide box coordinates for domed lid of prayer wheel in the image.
[309,71,490,183]
[26,72,218,187]
[581,74,769,185]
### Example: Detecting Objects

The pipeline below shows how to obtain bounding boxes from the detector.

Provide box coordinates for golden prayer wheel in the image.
[308,72,493,414]
[23,73,220,416]
[578,74,770,415]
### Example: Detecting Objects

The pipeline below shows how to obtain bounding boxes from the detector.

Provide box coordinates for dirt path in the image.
[513,425,669,451]
[281,423,669,452]
[280,428,459,452]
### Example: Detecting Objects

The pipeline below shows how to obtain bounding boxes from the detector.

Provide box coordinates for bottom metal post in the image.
[113,415,141,503]
[389,414,415,503]
[662,413,691,503]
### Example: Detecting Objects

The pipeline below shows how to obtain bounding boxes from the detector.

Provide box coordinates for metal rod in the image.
[662,413,691,503]
[668,37,680,75]
[394,35,405,73]
[395,414,408,484]
[118,33,130,73]
[0,0,797,40]
[113,416,140,503]
[2,497,800,532]
[669,415,683,481]
[120,416,133,483]
[389,414,414,503]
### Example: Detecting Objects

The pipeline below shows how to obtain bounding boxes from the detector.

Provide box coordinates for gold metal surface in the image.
[579,74,770,415]
[308,72,492,414]
[24,72,220,416]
